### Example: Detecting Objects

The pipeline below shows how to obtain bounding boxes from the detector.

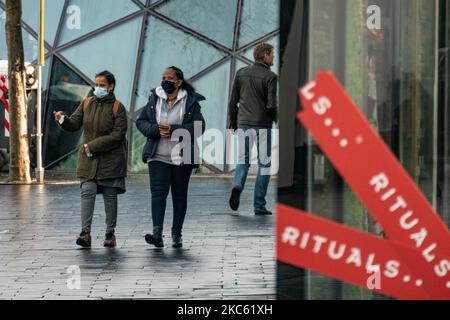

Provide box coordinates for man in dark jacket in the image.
[228,43,278,215]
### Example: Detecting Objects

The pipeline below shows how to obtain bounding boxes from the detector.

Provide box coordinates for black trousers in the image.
[148,161,193,236]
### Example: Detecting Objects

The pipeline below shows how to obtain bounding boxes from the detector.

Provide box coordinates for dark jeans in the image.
[148,161,193,236]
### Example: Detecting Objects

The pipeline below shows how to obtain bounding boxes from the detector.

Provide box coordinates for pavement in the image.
[0,175,276,300]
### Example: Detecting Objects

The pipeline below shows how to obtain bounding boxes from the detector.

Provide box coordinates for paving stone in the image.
[0,177,276,299]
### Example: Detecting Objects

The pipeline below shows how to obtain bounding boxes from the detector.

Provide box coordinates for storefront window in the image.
[279,0,450,300]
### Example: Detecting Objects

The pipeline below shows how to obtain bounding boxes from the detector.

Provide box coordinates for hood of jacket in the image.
[150,88,206,104]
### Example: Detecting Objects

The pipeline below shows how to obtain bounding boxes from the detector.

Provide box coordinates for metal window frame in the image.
[4,0,280,173]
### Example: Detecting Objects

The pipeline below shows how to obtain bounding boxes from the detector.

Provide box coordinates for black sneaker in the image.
[145,228,164,248]
[229,186,242,211]
[255,208,272,215]
[172,234,183,248]
[76,231,91,248]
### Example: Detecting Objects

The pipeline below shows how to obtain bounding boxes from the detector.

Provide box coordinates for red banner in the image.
[277,204,449,299]
[277,71,450,300]
[0,75,9,135]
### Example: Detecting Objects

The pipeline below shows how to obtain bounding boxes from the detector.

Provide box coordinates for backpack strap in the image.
[83,96,94,112]
[113,100,121,118]
[83,97,121,118]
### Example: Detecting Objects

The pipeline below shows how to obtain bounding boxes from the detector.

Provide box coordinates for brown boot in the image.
[103,232,116,248]
[76,231,91,248]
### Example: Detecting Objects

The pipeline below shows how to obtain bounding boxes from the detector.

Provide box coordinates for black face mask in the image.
[161,80,177,95]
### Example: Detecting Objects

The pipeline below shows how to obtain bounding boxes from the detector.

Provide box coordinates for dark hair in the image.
[167,66,195,94]
[95,70,116,92]
[253,43,274,62]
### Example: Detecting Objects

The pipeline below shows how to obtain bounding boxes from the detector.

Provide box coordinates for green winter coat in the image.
[59,93,128,180]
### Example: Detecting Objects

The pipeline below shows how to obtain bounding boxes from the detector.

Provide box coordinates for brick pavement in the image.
[0,175,276,300]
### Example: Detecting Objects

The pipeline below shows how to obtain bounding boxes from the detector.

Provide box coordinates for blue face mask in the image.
[94,86,109,99]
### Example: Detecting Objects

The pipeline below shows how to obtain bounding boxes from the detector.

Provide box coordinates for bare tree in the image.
[5,0,31,183]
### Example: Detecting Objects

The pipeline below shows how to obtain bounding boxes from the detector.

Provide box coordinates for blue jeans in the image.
[232,125,272,209]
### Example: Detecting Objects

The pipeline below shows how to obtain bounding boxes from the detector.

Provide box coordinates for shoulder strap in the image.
[113,100,121,118]
[83,96,94,112]
[83,97,121,117]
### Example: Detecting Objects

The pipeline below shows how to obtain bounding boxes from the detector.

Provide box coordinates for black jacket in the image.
[135,89,206,168]
[228,61,278,129]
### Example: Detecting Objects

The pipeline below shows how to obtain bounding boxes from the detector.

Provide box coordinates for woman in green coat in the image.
[53,71,128,249]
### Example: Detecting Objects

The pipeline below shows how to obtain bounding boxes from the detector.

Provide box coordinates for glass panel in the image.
[396,1,437,206]
[21,0,65,46]
[130,124,147,172]
[192,62,230,172]
[441,0,450,228]
[238,0,279,48]
[301,0,388,301]
[0,8,47,62]
[58,0,140,45]
[294,0,441,300]
[40,57,51,91]
[241,35,280,73]
[52,151,78,171]
[135,16,227,110]
[227,59,250,172]
[157,0,237,48]
[60,16,142,110]
[42,57,92,168]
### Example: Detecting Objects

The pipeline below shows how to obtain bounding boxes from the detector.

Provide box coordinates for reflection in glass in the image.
[58,0,140,45]
[21,0,65,45]
[135,16,226,110]
[439,1,450,228]
[299,0,445,300]
[238,0,279,48]
[192,63,231,171]
[130,125,147,172]
[227,59,251,172]
[60,17,142,109]
[0,8,47,62]
[43,57,91,168]
[157,0,238,48]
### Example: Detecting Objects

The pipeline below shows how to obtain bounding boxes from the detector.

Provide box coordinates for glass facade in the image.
[279,0,450,300]
[0,0,280,173]
[0,7,49,62]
